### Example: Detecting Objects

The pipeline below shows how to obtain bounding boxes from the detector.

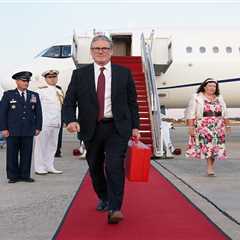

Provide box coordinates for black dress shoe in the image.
[8,179,18,183]
[54,152,62,158]
[108,210,124,224]
[21,178,35,182]
[96,200,108,211]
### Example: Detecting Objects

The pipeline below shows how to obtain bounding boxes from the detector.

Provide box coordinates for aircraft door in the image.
[111,35,132,56]
[72,32,92,66]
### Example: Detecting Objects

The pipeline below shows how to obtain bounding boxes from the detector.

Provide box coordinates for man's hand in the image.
[66,122,80,133]
[132,128,140,141]
[2,130,9,138]
[35,130,41,136]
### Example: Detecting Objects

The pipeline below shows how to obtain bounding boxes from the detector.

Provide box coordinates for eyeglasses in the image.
[91,47,111,53]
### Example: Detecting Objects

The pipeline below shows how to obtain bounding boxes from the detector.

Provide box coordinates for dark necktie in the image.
[97,67,105,121]
[21,92,26,102]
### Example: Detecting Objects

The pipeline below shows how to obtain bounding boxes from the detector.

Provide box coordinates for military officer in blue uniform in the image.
[0,71,43,183]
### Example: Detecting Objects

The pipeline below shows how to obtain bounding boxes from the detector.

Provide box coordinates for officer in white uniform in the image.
[34,70,63,174]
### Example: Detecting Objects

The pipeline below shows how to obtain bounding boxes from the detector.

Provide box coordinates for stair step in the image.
[132,72,145,78]
[139,123,151,130]
[134,81,146,87]
[140,128,152,132]
[137,99,148,103]
[133,76,145,80]
[140,137,152,144]
[136,90,147,95]
[136,88,147,92]
[140,131,152,138]
[140,119,151,125]
[139,112,150,118]
[139,105,149,112]
[111,56,142,63]
[118,64,143,72]
[137,102,148,107]
[134,78,145,82]
[137,96,148,101]
[135,85,146,91]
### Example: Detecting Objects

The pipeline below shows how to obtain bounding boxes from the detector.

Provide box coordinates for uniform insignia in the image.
[11,105,16,109]
[38,86,48,89]
[56,89,64,105]
[10,99,17,103]
[30,94,37,103]
[32,105,35,109]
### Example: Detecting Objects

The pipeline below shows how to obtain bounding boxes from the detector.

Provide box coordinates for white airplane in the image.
[0,42,75,93]
[1,28,240,109]
[0,84,3,100]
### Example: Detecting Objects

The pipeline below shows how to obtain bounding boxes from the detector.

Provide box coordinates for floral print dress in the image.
[186,98,226,160]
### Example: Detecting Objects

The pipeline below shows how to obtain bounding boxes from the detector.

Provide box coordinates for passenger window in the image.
[186,46,192,53]
[62,45,71,57]
[213,46,219,53]
[42,46,61,58]
[226,46,232,53]
[199,47,206,53]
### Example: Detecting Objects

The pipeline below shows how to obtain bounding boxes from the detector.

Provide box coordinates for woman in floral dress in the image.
[185,78,230,176]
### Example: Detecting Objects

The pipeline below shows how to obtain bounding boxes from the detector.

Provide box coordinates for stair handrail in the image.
[140,33,163,157]
[149,29,155,52]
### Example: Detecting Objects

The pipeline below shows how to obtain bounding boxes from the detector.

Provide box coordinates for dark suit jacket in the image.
[0,89,42,136]
[63,63,139,141]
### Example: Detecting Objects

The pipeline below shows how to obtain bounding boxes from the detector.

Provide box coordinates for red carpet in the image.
[53,167,229,240]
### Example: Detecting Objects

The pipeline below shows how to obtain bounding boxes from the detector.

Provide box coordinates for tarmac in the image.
[0,127,240,240]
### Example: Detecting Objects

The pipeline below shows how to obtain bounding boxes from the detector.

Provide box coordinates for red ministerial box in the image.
[125,140,152,182]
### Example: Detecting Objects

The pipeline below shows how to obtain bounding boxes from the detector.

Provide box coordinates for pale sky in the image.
[1,1,240,116]
[1,1,240,70]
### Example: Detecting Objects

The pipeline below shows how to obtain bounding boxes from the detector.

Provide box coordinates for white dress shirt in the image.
[17,89,27,101]
[94,62,113,118]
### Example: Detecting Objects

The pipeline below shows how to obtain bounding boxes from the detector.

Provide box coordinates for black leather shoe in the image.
[108,210,124,224]
[54,152,62,158]
[21,178,35,182]
[96,200,108,211]
[8,179,18,183]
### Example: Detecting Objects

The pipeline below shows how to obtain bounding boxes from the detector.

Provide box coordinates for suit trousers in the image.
[6,136,34,180]
[85,121,129,211]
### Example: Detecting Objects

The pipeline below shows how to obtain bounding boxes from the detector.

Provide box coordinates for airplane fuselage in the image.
[1,28,240,108]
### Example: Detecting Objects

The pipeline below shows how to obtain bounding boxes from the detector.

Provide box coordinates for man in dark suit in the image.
[0,71,42,183]
[63,35,140,224]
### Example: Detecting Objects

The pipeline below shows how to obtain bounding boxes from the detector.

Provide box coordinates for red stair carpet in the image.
[111,56,153,149]
[53,167,230,240]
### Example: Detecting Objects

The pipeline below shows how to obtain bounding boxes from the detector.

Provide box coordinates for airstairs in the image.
[111,56,153,149]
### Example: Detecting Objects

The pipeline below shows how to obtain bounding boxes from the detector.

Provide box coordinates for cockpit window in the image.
[42,46,61,58]
[40,45,72,58]
[62,45,71,57]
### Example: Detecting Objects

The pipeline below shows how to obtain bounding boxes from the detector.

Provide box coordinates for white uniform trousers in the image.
[34,126,60,172]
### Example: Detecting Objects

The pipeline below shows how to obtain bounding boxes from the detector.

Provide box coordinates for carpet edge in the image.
[52,170,89,240]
